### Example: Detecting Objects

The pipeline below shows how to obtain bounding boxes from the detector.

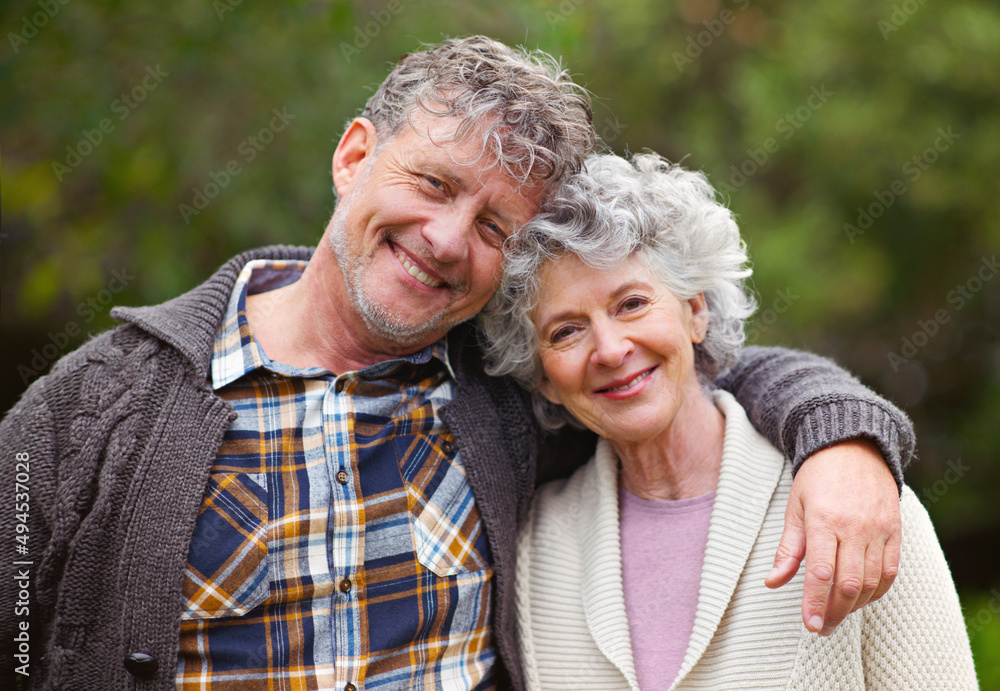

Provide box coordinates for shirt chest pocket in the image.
[397,435,491,578]
[181,471,270,620]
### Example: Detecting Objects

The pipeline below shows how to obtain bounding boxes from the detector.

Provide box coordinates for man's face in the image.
[328,115,547,351]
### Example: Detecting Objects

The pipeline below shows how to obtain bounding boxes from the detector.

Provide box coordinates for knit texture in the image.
[516,391,976,690]
[715,347,914,490]
[1,246,916,690]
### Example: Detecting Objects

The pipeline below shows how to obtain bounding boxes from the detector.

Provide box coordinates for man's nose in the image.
[421,207,474,264]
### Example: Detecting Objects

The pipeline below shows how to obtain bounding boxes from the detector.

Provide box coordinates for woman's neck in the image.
[613,388,725,501]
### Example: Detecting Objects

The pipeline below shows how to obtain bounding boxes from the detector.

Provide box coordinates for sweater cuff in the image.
[792,400,907,494]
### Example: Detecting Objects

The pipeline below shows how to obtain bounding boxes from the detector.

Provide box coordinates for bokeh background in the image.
[2,0,998,683]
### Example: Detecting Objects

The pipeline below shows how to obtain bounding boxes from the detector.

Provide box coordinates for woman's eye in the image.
[550,325,576,343]
[621,297,646,312]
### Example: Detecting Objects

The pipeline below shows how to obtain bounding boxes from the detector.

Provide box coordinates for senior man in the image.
[2,37,910,690]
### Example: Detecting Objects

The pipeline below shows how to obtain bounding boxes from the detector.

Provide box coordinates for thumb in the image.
[766,495,806,589]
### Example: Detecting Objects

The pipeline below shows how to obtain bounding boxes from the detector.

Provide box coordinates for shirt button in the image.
[345,684,357,691]
[339,577,352,593]
[442,441,456,455]
[335,380,345,393]
[123,652,158,678]
[336,470,349,485]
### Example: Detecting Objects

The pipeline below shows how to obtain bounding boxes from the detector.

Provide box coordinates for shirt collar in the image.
[210,258,456,389]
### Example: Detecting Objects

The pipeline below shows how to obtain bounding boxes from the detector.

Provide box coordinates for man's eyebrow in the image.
[421,161,466,189]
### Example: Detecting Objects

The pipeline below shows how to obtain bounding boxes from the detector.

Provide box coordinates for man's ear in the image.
[332,118,377,197]
[689,293,709,344]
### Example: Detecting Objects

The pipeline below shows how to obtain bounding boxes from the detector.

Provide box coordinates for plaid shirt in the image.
[176,260,495,690]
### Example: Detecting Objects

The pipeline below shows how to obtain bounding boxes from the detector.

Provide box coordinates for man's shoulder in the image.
[11,246,313,418]
[19,323,162,412]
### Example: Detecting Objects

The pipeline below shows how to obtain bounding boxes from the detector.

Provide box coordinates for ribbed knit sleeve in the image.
[715,345,914,489]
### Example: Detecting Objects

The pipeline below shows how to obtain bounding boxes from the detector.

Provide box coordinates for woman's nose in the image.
[590,319,633,368]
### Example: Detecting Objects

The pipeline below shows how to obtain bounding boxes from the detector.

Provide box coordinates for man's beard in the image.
[327,178,458,350]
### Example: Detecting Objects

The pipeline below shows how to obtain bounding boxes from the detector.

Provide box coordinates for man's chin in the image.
[355,296,452,350]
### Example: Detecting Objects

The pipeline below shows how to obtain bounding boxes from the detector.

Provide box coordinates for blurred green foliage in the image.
[2,0,998,681]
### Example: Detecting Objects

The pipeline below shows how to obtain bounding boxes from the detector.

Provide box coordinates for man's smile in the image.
[392,242,444,288]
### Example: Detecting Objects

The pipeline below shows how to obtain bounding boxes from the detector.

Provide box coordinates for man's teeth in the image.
[395,250,442,287]
[606,370,652,392]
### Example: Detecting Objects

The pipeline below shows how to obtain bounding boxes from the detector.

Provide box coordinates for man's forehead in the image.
[394,112,552,198]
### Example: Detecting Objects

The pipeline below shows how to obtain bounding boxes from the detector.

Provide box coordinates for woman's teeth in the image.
[396,249,442,287]
[606,369,652,392]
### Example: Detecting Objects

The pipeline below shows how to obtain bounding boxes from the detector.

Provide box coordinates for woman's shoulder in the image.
[522,441,620,562]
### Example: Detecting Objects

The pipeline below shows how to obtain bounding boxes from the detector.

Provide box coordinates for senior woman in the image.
[479,153,977,690]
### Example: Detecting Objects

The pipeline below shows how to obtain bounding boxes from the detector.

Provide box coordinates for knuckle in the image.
[807,562,835,583]
[881,563,900,581]
[836,577,863,599]
[873,514,898,533]
[861,575,882,593]
[841,514,872,537]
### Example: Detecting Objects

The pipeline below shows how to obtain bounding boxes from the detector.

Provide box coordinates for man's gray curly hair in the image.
[358,35,595,185]
[478,152,757,430]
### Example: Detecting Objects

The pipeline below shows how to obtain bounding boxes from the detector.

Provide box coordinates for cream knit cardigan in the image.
[516,391,978,690]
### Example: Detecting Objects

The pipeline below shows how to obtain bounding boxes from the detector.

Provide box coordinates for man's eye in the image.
[423,175,445,190]
[484,221,505,238]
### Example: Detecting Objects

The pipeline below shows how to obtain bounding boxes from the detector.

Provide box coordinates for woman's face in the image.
[532,252,708,445]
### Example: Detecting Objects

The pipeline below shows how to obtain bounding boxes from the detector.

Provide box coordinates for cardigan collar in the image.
[576,390,787,689]
[111,245,314,381]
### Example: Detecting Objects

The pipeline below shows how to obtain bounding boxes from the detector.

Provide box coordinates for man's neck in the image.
[245,248,431,374]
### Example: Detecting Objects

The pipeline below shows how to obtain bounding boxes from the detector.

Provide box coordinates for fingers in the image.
[799,526,837,633]
[766,494,807,589]
[870,525,901,604]
[818,531,866,636]
[787,438,903,636]
[848,540,887,614]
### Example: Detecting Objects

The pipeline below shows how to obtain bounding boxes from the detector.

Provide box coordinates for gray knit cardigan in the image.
[0,246,913,690]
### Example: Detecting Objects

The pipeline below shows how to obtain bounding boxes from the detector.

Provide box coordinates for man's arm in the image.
[714,345,914,635]
[715,345,913,485]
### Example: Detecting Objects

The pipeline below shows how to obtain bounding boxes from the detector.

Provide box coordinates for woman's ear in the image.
[332,118,377,197]
[688,293,709,344]
[538,377,562,406]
